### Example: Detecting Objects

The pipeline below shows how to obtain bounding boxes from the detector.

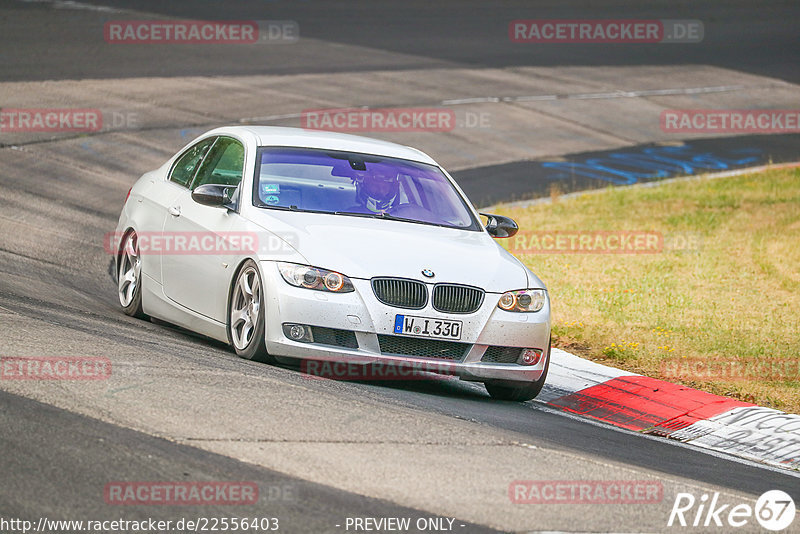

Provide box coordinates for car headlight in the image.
[497,289,546,312]
[277,262,354,293]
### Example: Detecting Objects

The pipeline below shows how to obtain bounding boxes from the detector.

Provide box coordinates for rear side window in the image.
[169,137,216,187]
[191,137,245,190]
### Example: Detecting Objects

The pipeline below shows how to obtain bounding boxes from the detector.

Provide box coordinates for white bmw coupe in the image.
[113,126,551,401]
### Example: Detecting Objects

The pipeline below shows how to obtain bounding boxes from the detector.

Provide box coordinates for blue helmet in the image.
[355,170,399,212]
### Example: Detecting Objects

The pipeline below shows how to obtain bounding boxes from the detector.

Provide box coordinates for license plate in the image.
[394,314,462,340]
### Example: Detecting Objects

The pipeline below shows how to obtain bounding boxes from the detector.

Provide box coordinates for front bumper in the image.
[260,261,551,383]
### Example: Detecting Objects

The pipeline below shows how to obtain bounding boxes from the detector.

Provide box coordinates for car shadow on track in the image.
[277,358,493,401]
[133,315,516,404]
[358,377,490,400]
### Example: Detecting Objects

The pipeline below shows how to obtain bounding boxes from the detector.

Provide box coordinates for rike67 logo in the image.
[668,490,795,531]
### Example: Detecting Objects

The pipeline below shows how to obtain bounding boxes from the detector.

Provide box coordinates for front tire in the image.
[117,230,147,319]
[484,338,551,401]
[229,260,274,363]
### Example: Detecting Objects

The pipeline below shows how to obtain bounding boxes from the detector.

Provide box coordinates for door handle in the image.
[168,205,181,217]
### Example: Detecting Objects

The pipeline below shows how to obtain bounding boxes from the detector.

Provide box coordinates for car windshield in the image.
[253,147,480,230]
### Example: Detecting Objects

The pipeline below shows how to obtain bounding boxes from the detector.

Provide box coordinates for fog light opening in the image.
[283,323,314,343]
[519,348,543,366]
[290,324,306,339]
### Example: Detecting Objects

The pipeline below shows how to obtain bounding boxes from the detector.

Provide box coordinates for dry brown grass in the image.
[495,167,800,412]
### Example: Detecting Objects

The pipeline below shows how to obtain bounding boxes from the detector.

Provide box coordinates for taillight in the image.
[124,188,132,204]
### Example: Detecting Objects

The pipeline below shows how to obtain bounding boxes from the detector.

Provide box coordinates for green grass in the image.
[494,168,800,412]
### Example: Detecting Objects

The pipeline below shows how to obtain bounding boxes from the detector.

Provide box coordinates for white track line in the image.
[442,85,752,105]
[241,85,764,123]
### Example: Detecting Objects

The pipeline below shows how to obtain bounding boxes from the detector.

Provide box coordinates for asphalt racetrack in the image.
[1,1,798,532]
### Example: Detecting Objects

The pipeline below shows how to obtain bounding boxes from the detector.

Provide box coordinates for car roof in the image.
[208,126,438,165]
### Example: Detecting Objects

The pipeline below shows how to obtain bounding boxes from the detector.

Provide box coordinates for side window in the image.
[191,137,245,190]
[169,137,216,187]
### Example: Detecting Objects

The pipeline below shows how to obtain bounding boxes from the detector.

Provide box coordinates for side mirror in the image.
[192,184,236,209]
[481,212,518,238]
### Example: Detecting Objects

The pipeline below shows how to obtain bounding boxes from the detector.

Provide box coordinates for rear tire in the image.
[229,260,274,363]
[485,337,551,401]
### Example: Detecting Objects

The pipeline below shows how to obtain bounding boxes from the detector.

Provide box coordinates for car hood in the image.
[246,210,530,292]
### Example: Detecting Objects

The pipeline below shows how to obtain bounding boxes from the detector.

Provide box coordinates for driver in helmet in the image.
[354,169,400,213]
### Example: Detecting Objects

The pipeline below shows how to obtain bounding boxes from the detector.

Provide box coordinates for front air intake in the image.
[432,284,484,314]
[372,277,428,309]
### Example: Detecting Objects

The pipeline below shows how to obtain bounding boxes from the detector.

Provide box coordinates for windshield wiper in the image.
[257,204,330,214]
[333,211,407,221]
[333,210,380,218]
[255,204,297,211]
[261,206,458,229]
[333,211,454,228]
